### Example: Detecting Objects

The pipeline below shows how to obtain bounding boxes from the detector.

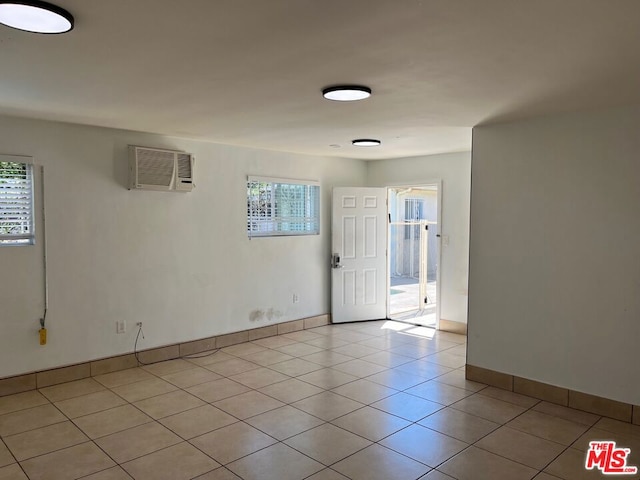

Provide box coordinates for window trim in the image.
[247,175,320,238]
[0,155,35,246]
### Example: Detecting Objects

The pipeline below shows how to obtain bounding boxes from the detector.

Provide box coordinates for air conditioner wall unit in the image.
[128,146,195,192]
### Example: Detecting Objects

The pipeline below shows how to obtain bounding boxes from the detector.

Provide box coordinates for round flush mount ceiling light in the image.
[322,85,371,102]
[352,139,381,147]
[0,0,74,34]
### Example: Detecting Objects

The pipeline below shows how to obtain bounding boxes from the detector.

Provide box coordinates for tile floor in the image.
[0,320,638,480]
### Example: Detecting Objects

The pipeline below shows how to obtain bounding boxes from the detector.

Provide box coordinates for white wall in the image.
[0,115,366,378]
[367,152,472,325]
[468,105,640,405]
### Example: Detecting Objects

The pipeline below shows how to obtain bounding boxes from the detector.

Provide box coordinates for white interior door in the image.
[331,187,387,323]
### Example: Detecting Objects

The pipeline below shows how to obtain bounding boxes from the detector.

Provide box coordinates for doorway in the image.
[387,184,440,328]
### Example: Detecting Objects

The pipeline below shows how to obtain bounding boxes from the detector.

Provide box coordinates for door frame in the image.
[386,180,443,329]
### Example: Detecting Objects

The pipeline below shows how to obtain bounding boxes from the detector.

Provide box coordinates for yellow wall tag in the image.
[39,328,47,345]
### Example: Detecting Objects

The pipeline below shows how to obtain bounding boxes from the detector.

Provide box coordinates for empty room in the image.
[0,1,639,480]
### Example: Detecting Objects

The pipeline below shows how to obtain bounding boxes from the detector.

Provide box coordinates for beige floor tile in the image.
[305,469,350,480]
[213,391,284,419]
[79,466,133,479]
[304,337,350,350]
[142,359,197,376]
[190,422,277,464]
[228,367,290,389]
[0,404,66,437]
[0,441,14,468]
[186,378,251,403]
[292,392,364,421]
[242,349,294,366]
[268,358,325,377]
[331,359,387,378]
[160,405,236,439]
[330,344,380,358]
[250,336,298,349]
[111,377,178,403]
[478,386,540,408]
[0,464,27,480]
[531,473,563,480]
[418,407,500,443]
[451,393,527,424]
[276,343,325,357]
[545,447,608,480]
[331,331,374,343]
[331,406,410,441]
[4,421,88,461]
[94,368,155,389]
[161,367,222,389]
[185,351,236,367]
[475,426,566,470]
[0,391,49,416]
[424,352,467,369]
[359,351,414,369]
[297,368,358,389]
[55,390,126,418]
[507,410,590,445]
[570,426,640,470]
[370,392,443,422]
[421,470,456,479]
[365,369,427,390]
[533,401,601,426]
[388,343,439,359]
[333,443,430,480]
[406,381,474,406]
[381,423,468,467]
[134,390,204,419]
[221,342,268,357]
[74,404,152,439]
[258,378,323,404]
[39,378,105,402]
[245,405,324,440]
[227,442,323,480]
[593,416,640,438]
[331,379,397,404]
[301,351,353,367]
[433,369,487,392]
[21,442,115,480]
[394,359,452,379]
[439,446,537,480]
[95,421,181,463]
[285,423,371,465]
[122,442,219,480]
[193,467,242,479]
[282,330,324,342]
[204,358,261,377]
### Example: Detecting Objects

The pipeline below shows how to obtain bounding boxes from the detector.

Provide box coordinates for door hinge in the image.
[424,296,429,304]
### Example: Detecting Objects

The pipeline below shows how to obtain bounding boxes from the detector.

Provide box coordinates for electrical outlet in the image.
[292,293,299,304]
[116,320,126,334]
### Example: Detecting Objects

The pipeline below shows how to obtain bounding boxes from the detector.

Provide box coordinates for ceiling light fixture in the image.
[352,139,381,147]
[0,0,74,34]
[322,85,371,102]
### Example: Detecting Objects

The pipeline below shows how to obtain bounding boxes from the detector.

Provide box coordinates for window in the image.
[247,176,320,237]
[0,159,34,246]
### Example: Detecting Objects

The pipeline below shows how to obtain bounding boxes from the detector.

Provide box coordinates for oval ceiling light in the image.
[0,0,74,34]
[352,139,381,147]
[322,85,371,102]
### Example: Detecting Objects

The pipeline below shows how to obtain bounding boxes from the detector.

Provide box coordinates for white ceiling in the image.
[1,0,639,160]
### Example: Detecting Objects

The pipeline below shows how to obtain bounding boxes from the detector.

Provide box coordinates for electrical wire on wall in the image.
[133,323,220,366]
[40,165,49,342]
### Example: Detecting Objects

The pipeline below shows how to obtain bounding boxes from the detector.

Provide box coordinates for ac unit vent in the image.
[128,146,195,192]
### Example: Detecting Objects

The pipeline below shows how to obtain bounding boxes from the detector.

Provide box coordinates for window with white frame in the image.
[247,176,320,237]
[0,158,34,246]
